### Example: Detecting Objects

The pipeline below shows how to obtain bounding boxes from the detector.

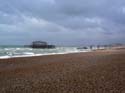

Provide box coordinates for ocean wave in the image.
[0,47,93,59]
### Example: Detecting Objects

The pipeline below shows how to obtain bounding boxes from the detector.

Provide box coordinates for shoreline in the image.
[0,46,123,60]
[0,48,119,60]
[0,49,91,60]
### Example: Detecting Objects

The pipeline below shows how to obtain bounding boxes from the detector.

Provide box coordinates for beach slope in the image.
[0,49,125,93]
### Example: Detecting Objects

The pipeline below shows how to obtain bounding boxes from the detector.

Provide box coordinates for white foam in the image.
[23,52,35,55]
[0,56,11,59]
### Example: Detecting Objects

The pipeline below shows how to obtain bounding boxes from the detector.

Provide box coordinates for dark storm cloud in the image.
[0,0,125,45]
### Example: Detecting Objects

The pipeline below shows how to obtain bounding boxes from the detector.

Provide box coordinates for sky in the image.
[0,0,125,46]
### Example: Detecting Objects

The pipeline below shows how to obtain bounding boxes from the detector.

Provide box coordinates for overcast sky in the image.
[0,0,125,46]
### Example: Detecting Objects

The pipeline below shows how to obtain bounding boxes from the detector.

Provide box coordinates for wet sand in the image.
[0,48,125,93]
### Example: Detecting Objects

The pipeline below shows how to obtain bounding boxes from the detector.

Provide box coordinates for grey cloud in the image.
[0,0,125,45]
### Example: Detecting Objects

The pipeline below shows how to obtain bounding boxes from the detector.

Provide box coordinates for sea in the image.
[0,45,96,59]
